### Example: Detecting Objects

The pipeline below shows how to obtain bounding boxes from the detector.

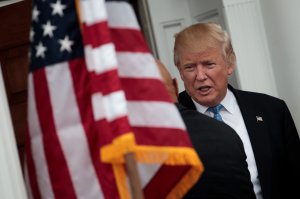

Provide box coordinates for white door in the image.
[141,0,239,92]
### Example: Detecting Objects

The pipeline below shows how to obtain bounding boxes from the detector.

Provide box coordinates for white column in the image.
[222,0,278,97]
[0,65,27,199]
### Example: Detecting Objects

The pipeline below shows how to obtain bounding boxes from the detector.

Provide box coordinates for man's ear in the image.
[179,70,184,80]
[227,64,235,76]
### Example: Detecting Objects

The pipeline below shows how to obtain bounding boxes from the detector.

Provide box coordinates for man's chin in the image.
[193,95,218,107]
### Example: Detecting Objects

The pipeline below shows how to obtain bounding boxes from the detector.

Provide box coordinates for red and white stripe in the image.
[27,61,107,198]
[80,0,129,129]
[105,0,189,195]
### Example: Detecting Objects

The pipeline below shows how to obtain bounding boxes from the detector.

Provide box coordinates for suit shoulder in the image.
[236,89,285,106]
[178,90,190,101]
[178,91,196,109]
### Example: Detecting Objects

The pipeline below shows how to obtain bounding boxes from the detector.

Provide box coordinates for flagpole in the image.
[125,152,145,199]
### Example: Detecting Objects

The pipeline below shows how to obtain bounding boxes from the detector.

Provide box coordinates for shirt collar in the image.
[222,89,235,114]
[192,88,235,114]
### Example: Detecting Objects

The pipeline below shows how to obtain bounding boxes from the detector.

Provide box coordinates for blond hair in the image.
[173,22,236,68]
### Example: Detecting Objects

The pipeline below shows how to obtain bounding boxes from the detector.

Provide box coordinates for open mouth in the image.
[196,86,212,95]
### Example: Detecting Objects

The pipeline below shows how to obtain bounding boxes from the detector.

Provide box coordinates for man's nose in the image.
[196,67,207,81]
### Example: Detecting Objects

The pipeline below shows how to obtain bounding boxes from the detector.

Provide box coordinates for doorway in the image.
[137,0,239,92]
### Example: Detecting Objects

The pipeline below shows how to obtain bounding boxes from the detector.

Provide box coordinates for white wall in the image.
[259,0,300,131]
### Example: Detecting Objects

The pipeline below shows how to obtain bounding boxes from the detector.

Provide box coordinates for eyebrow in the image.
[201,60,213,64]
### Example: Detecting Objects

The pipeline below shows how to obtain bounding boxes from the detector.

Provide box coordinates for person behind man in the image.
[173,22,300,199]
[156,60,255,199]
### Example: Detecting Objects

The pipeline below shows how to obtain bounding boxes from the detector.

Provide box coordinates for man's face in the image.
[178,48,234,107]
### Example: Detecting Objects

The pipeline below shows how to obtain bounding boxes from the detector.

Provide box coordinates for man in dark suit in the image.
[156,60,256,199]
[173,23,300,199]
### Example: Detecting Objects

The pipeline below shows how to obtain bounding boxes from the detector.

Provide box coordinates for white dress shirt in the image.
[192,89,263,199]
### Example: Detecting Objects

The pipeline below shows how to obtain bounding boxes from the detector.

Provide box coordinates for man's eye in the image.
[205,62,215,68]
[184,64,195,70]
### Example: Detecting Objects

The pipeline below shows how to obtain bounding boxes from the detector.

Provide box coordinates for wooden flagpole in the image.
[125,152,145,199]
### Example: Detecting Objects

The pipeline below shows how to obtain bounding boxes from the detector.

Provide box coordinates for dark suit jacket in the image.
[179,85,300,199]
[177,103,255,199]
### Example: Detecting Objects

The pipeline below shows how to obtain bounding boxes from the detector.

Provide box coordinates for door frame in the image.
[0,64,27,199]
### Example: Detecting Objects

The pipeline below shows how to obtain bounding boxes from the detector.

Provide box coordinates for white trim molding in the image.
[0,65,27,199]
[222,0,278,97]
[0,0,23,7]
[223,0,253,6]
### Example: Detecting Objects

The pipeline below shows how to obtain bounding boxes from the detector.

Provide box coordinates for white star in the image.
[50,0,67,17]
[35,42,47,58]
[42,20,57,37]
[58,36,74,53]
[32,6,40,22]
[30,28,35,41]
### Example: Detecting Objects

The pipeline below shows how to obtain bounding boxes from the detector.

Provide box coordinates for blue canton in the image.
[30,0,84,72]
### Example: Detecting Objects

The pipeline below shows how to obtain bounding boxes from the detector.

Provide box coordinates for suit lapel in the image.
[229,86,272,199]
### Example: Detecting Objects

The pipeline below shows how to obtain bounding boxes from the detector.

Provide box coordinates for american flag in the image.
[25,0,203,198]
